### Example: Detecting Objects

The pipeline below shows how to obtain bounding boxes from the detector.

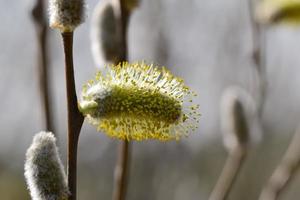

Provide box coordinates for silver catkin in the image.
[24,131,69,200]
[220,86,262,151]
[49,0,85,32]
[90,0,123,67]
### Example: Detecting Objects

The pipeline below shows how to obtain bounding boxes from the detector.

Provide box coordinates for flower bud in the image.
[24,132,69,200]
[49,0,85,32]
[91,0,122,67]
[220,86,262,151]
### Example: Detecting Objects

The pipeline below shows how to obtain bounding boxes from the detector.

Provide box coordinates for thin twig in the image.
[119,0,129,61]
[111,0,129,61]
[259,127,300,200]
[208,145,247,200]
[247,0,267,117]
[112,140,131,200]
[61,32,84,200]
[31,0,55,132]
[111,1,131,200]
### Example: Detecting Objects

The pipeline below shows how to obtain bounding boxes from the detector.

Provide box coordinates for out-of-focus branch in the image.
[110,1,136,200]
[31,0,55,132]
[247,0,267,118]
[209,146,247,200]
[111,0,130,61]
[259,127,300,200]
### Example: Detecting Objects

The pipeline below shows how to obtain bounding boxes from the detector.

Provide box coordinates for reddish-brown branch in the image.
[119,0,129,61]
[61,32,84,200]
[112,0,130,61]
[112,140,131,200]
[31,0,55,132]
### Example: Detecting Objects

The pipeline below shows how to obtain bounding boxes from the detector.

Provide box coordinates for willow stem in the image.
[208,145,246,200]
[259,127,300,200]
[113,141,131,200]
[111,1,131,200]
[247,0,267,118]
[31,0,55,132]
[61,32,84,200]
[119,0,129,61]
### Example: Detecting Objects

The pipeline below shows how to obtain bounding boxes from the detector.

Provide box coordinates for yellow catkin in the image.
[79,62,200,141]
[256,0,300,24]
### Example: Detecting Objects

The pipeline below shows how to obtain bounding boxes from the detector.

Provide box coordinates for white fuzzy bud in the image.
[220,86,262,152]
[24,131,69,200]
[90,0,123,67]
[49,0,85,32]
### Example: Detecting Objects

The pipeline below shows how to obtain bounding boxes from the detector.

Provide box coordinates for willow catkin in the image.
[123,0,140,12]
[79,62,200,141]
[24,132,68,200]
[256,0,300,25]
[91,0,122,67]
[220,86,262,151]
[49,0,85,32]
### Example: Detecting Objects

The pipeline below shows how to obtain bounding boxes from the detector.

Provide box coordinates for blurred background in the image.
[2,0,300,199]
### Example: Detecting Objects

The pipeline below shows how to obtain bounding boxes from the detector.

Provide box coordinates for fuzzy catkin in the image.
[79,62,200,141]
[49,0,85,32]
[220,86,262,151]
[24,132,69,200]
[91,0,122,67]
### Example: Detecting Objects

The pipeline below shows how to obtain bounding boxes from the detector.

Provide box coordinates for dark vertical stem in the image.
[248,0,267,117]
[39,27,53,131]
[208,146,246,200]
[31,0,55,132]
[112,140,131,200]
[61,32,84,200]
[119,0,129,61]
[112,1,131,200]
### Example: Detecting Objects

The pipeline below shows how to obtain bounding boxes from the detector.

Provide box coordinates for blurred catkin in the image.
[122,0,140,12]
[24,132,68,200]
[220,86,262,151]
[49,0,85,32]
[90,0,140,67]
[209,87,258,200]
[256,0,300,25]
[91,0,123,66]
